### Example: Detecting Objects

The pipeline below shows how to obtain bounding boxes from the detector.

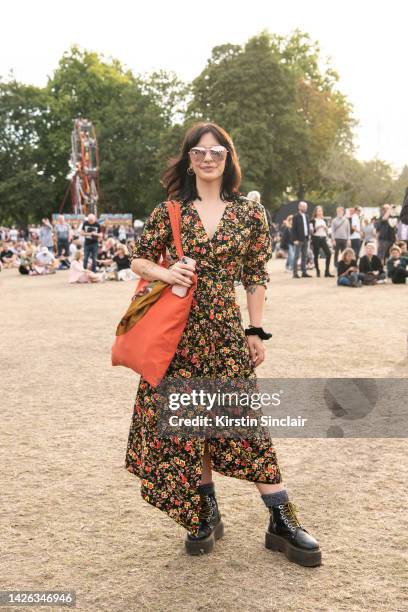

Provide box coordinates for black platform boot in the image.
[185,483,224,555]
[265,501,322,567]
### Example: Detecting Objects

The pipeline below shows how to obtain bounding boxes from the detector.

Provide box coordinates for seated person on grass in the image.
[337,248,364,287]
[386,245,408,284]
[358,242,386,284]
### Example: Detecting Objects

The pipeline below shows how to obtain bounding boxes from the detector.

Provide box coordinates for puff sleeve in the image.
[130,202,171,264]
[241,203,273,290]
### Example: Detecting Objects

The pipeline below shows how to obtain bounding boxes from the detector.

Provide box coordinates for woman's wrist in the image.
[132,258,170,283]
[245,325,272,340]
[161,266,173,284]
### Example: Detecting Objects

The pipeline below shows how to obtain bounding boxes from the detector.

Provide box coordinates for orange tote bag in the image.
[111,200,197,388]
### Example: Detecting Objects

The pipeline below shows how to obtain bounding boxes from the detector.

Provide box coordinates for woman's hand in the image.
[165,261,195,287]
[246,335,265,368]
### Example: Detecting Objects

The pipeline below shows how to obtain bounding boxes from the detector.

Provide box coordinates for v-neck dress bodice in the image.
[130,196,272,315]
[126,194,282,536]
[190,199,229,243]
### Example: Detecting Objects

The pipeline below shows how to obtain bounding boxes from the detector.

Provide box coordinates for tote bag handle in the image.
[158,200,184,266]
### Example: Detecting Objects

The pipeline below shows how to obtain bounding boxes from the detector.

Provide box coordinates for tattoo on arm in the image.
[246,285,259,294]
[139,259,156,277]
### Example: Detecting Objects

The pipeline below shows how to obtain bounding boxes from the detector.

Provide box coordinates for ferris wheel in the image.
[67,118,100,216]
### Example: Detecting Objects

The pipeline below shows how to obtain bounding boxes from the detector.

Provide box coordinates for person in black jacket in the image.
[386,244,408,284]
[279,215,295,272]
[400,187,408,224]
[358,242,386,284]
[375,204,396,264]
[291,201,312,278]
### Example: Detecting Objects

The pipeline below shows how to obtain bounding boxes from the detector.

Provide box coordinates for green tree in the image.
[320,151,401,207]
[187,35,295,206]
[187,30,355,209]
[393,165,408,205]
[1,37,403,225]
[0,49,186,223]
[356,159,397,205]
[98,81,168,215]
[0,78,55,224]
[141,70,190,127]
[318,149,364,206]
[44,46,169,216]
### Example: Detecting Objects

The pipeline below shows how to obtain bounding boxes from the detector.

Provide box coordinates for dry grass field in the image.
[1,259,407,611]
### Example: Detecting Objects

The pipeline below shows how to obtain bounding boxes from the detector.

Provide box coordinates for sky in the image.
[2,0,407,170]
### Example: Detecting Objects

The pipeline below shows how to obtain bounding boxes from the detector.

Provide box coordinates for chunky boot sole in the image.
[185,520,224,556]
[265,531,322,567]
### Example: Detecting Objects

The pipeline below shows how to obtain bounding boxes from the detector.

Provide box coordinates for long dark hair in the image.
[161,122,242,202]
[312,205,323,220]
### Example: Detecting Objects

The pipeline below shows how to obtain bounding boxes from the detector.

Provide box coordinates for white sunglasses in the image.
[189,146,228,162]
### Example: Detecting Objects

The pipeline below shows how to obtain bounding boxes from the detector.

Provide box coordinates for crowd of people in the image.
[274,201,408,287]
[0,214,140,284]
[2,198,408,288]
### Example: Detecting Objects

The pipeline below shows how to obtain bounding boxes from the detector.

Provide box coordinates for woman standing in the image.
[310,206,334,277]
[126,122,321,566]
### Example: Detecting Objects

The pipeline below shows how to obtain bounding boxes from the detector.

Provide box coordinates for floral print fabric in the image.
[125,195,283,535]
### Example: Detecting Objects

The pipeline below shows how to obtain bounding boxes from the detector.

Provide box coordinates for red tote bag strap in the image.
[136,201,183,291]
[165,200,184,261]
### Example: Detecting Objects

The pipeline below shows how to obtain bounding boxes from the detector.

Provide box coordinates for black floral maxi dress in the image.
[125,194,283,535]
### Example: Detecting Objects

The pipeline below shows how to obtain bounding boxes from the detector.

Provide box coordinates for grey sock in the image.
[261,489,289,508]
[198,481,215,496]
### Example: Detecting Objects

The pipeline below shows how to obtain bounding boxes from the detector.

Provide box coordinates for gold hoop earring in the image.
[187,167,195,176]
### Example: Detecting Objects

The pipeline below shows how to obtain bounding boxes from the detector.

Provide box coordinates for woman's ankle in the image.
[255,482,286,496]
[198,481,215,495]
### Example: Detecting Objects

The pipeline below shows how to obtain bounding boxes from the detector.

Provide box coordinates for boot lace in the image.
[200,494,217,523]
[278,501,303,532]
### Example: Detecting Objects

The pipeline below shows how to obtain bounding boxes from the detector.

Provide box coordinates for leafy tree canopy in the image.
[0,35,404,224]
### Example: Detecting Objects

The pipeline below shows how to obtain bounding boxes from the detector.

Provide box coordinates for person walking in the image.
[291,201,312,278]
[331,206,350,266]
[310,206,334,277]
[126,122,321,566]
[81,213,102,273]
